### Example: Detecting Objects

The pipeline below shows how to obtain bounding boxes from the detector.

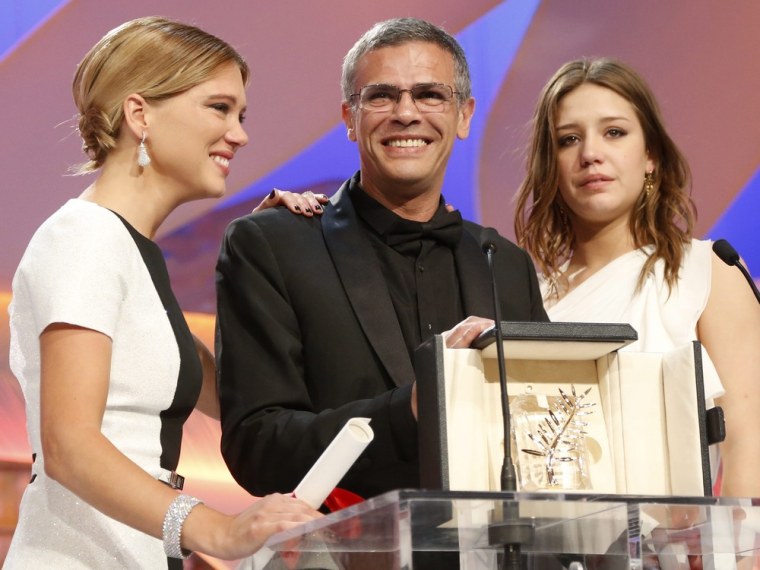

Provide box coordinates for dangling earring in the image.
[137,132,151,168]
[643,170,655,197]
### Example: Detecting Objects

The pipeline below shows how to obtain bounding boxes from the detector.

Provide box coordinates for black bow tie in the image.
[383,210,463,254]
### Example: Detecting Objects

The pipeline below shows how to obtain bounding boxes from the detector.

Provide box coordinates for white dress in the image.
[541,240,724,492]
[540,239,731,561]
[5,200,201,569]
[541,238,724,400]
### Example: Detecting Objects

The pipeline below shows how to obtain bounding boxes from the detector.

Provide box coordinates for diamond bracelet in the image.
[162,494,204,559]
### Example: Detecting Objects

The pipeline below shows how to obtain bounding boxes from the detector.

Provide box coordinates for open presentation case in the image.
[415,322,719,497]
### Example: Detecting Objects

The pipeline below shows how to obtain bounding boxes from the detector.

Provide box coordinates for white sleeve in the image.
[16,207,132,339]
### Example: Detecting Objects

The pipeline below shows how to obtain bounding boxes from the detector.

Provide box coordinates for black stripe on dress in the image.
[114,213,203,470]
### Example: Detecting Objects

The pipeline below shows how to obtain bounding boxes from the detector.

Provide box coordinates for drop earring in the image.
[137,132,151,168]
[644,171,655,197]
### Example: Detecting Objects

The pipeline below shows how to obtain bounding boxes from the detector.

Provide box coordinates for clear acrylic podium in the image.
[243,322,751,569]
[246,489,760,569]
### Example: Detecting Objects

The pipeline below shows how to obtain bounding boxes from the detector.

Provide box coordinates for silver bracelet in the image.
[162,494,203,559]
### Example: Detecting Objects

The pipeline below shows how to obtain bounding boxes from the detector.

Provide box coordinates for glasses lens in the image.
[360,85,399,110]
[410,84,453,110]
[358,84,455,112]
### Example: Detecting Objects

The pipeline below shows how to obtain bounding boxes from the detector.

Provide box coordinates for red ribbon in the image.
[323,487,364,512]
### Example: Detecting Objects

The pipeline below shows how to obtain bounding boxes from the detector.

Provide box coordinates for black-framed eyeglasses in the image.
[349,83,458,113]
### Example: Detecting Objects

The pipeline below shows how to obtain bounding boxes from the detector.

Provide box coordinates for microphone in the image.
[481,229,533,570]
[480,228,517,492]
[713,239,760,303]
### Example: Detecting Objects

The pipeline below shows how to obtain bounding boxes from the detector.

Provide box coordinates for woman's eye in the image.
[558,135,579,147]
[607,128,626,138]
[211,103,229,113]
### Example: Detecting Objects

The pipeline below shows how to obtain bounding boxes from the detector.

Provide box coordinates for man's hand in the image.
[411,316,495,419]
[442,315,494,349]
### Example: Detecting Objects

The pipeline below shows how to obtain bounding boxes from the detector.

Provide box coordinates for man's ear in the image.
[122,93,149,140]
[456,97,476,140]
[341,102,357,142]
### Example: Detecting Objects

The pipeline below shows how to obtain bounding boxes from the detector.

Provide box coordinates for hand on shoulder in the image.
[253,189,329,216]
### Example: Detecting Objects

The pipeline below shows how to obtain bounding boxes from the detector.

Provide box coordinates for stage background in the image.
[1,1,759,567]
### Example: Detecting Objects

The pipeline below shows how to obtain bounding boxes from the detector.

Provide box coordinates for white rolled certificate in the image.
[292,417,374,508]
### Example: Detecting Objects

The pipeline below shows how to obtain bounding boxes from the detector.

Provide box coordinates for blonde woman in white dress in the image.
[6,17,322,569]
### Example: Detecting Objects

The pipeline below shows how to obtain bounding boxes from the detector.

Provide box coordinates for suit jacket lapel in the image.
[322,180,416,387]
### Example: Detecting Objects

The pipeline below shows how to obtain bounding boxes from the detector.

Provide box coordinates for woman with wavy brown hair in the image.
[514,57,760,498]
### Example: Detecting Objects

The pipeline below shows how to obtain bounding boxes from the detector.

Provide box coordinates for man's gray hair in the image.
[342,17,471,105]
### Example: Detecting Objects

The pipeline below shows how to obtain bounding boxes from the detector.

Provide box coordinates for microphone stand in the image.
[482,235,535,570]
[484,241,517,493]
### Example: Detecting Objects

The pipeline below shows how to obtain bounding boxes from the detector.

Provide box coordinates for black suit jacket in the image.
[216,175,548,499]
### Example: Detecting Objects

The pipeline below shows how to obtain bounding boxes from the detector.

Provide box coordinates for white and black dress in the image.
[6,199,201,569]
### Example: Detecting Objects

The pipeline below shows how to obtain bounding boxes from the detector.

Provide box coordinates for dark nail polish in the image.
[305,208,312,213]
[268,189,276,200]
[295,205,301,212]
[314,205,322,212]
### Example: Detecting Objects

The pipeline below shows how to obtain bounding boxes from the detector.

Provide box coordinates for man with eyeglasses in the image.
[216,18,547,503]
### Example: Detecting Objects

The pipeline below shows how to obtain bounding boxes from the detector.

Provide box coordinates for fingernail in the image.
[314,205,322,212]
[305,208,312,213]
[295,205,301,212]
[268,189,276,200]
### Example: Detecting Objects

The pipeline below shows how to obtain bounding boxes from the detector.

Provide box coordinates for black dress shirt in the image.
[350,185,465,361]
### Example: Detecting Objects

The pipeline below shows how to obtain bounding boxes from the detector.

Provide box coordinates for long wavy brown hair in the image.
[514,58,695,296]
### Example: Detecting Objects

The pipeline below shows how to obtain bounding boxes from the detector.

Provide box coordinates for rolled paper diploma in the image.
[292,417,374,508]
